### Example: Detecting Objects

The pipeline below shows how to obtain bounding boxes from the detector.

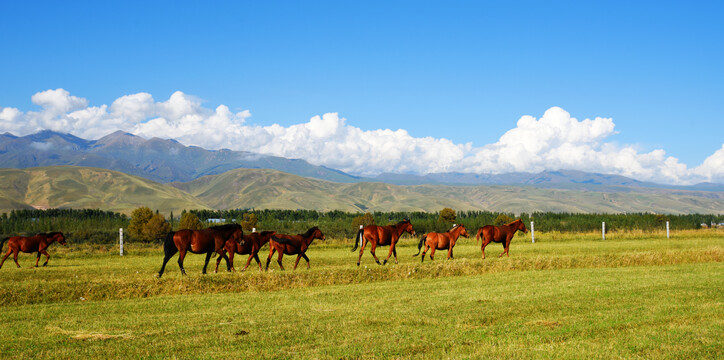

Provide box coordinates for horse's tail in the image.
[272,236,292,245]
[351,229,363,252]
[476,228,483,244]
[0,237,7,254]
[413,235,426,256]
[163,231,178,257]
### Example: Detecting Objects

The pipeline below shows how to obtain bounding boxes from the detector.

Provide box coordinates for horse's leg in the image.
[448,245,453,260]
[35,252,42,267]
[214,250,225,273]
[383,241,396,265]
[0,248,12,269]
[225,249,235,272]
[177,249,187,275]
[301,253,311,269]
[253,253,263,271]
[276,251,285,271]
[481,239,490,259]
[40,249,51,266]
[202,251,213,274]
[293,254,303,270]
[430,247,436,261]
[370,242,381,265]
[242,252,254,271]
[13,249,20,268]
[500,237,512,257]
[356,238,368,266]
[392,246,398,264]
[265,247,275,271]
[420,244,428,262]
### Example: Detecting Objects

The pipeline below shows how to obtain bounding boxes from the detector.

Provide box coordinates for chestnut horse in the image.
[413,224,469,262]
[215,230,276,272]
[352,219,416,266]
[0,232,67,269]
[265,227,325,271]
[158,223,243,277]
[476,219,528,259]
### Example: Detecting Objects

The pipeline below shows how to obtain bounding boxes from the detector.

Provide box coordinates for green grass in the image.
[0,231,722,358]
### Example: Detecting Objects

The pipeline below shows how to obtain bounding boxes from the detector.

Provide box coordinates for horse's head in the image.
[312,227,326,241]
[458,224,470,238]
[53,232,67,246]
[401,219,415,237]
[231,224,245,245]
[514,219,529,234]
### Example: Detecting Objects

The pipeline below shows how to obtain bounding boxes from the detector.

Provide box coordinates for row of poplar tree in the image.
[1,208,721,244]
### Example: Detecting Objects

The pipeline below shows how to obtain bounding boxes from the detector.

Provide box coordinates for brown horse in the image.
[0,232,67,269]
[158,223,244,277]
[352,219,416,266]
[215,230,276,272]
[476,219,528,259]
[413,224,469,262]
[265,227,325,271]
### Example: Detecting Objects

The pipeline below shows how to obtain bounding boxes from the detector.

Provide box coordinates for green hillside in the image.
[174,168,724,214]
[1,166,722,215]
[0,166,210,214]
[171,168,480,212]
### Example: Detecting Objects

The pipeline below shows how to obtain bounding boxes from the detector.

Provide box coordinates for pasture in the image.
[1,230,722,359]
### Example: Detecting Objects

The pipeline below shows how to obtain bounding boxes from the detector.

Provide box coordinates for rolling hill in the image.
[1,166,723,215]
[0,166,209,214]
[172,168,724,214]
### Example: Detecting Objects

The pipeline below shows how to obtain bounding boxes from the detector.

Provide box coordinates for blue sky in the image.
[1,1,723,184]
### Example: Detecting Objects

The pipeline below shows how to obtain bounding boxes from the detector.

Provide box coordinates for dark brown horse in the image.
[265,227,325,271]
[0,232,67,269]
[215,230,276,272]
[476,219,528,259]
[158,224,244,277]
[413,224,469,262]
[352,219,416,266]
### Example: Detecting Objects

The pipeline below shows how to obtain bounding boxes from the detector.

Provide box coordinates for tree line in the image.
[1,208,722,244]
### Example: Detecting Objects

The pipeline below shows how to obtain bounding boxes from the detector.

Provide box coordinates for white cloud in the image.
[1,88,722,185]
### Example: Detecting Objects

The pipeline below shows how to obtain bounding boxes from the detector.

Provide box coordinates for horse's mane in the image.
[505,219,522,226]
[260,230,275,236]
[299,226,319,237]
[396,219,410,225]
[38,231,63,237]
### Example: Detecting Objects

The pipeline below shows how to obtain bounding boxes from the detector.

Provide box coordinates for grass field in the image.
[1,230,722,359]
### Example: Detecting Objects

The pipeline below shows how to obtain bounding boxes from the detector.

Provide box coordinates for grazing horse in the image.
[0,232,67,269]
[215,230,276,272]
[476,219,528,259]
[158,224,243,277]
[413,224,469,262]
[265,227,325,271]
[352,219,416,266]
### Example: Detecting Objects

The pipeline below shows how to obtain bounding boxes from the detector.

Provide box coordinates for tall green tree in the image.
[241,213,258,231]
[127,206,154,240]
[179,212,203,230]
[142,213,171,242]
[352,212,375,229]
[438,208,456,224]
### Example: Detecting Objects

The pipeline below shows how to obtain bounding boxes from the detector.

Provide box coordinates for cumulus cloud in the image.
[1,88,722,185]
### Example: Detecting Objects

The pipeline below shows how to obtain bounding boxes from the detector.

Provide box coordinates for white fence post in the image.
[531,221,535,243]
[602,222,606,240]
[119,228,124,256]
[252,227,256,233]
[666,221,670,239]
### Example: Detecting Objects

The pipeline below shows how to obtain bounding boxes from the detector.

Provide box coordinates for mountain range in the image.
[3,130,723,191]
[0,130,722,215]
